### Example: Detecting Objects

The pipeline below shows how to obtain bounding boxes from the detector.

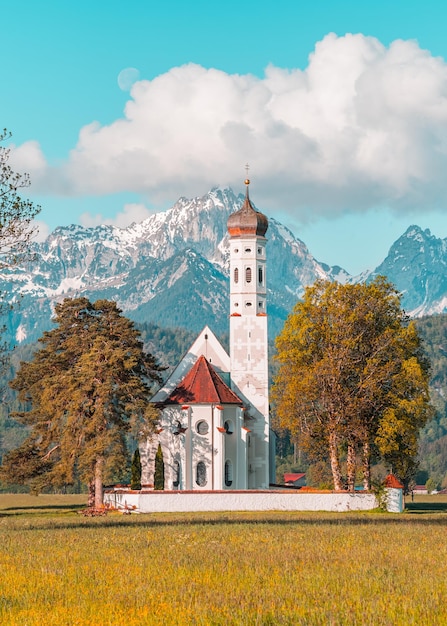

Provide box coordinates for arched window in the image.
[234,267,239,284]
[173,461,181,488]
[196,461,207,487]
[245,267,252,283]
[224,420,233,434]
[225,460,233,487]
[258,266,263,284]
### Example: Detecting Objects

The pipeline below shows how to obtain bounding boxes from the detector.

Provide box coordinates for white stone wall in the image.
[105,490,383,513]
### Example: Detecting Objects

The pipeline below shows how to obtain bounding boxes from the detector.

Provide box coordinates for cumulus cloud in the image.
[32,220,51,243]
[80,203,152,228]
[9,140,47,176]
[14,33,447,220]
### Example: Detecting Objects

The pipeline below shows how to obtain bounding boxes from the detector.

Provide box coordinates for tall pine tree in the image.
[1,297,162,507]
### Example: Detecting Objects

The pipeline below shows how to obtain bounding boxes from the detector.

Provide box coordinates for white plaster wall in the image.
[230,314,269,489]
[106,492,141,511]
[105,490,381,513]
[229,236,267,314]
[158,406,187,490]
[190,405,213,490]
[386,488,404,513]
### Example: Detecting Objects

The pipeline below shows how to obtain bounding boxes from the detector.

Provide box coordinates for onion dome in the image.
[227,179,268,237]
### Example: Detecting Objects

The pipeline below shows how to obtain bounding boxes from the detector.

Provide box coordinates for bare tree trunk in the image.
[329,430,343,491]
[347,441,356,493]
[94,457,104,509]
[362,441,371,491]
[87,479,95,508]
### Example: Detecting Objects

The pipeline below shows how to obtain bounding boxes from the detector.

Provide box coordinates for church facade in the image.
[139,180,274,490]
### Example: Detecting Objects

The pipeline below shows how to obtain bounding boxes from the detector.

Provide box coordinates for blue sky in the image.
[4,0,447,274]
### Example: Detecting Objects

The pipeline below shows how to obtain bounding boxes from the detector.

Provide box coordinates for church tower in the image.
[227,179,270,488]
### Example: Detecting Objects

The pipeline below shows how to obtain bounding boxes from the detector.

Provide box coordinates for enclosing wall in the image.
[104,489,396,513]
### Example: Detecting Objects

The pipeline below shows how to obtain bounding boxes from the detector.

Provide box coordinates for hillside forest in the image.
[1,314,447,492]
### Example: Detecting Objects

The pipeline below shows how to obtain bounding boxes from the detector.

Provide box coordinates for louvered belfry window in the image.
[246,267,252,283]
[225,460,233,487]
[234,267,239,283]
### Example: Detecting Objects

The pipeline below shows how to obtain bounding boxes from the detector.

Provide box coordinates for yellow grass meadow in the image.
[0,494,446,625]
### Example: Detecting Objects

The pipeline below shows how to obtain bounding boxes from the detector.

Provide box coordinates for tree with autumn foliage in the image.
[0,129,40,269]
[272,278,433,492]
[1,297,162,507]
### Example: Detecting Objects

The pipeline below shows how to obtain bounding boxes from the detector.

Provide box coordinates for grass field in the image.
[0,494,446,625]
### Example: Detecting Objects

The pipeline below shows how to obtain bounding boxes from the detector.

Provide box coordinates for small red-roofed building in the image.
[412,485,428,494]
[139,180,274,491]
[284,473,306,487]
[383,474,404,489]
[383,474,405,512]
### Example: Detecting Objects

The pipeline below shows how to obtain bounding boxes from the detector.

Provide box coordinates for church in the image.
[139,179,275,490]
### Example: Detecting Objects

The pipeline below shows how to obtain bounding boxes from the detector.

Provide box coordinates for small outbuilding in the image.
[284,473,306,487]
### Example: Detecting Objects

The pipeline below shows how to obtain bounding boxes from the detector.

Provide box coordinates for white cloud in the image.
[33,220,51,242]
[9,140,46,175]
[80,203,152,228]
[15,33,447,221]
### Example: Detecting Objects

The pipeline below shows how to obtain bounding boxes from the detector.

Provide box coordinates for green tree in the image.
[154,444,164,490]
[425,477,438,494]
[130,448,142,490]
[273,278,432,492]
[1,297,162,507]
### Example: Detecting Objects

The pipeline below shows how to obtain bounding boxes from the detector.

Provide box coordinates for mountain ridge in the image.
[2,188,447,346]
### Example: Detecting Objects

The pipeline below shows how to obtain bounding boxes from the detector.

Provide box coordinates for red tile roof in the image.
[383,474,404,489]
[284,473,306,483]
[164,355,243,405]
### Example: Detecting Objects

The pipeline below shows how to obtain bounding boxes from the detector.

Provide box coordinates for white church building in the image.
[139,179,275,490]
[107,183,402,513]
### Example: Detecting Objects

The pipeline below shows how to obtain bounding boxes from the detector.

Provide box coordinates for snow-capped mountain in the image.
[1,188,336,345]
[3,190,447,348]
[370,225,447,317]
